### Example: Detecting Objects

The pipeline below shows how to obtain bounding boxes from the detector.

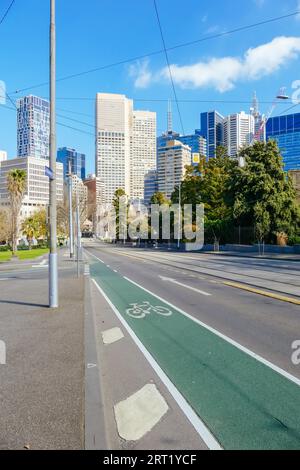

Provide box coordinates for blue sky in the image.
[1,0,300,174]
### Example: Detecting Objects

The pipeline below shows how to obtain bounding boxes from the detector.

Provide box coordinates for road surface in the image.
[84,241,300,450]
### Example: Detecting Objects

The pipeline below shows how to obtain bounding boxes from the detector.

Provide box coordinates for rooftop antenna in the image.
[167,99,172,134]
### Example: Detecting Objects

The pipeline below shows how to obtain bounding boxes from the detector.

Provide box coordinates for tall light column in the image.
[49,0,58,308]
[68,161,74,259]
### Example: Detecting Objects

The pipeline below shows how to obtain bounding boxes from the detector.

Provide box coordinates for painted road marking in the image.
[102,327,124,345]
[32,264,48,268]
[125,276,300,388]
[92,278,221,450]
[114,384,169,442]
[126,301,173,319]
[87,250,300,449]
[224,281,300,306]
[159,276,211,297]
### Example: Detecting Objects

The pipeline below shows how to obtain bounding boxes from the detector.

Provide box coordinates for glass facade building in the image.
[57,147,86,180]
[266,113,300,171]
[144,169,158,206]
[200,111,224,159]
[17,95,50,159]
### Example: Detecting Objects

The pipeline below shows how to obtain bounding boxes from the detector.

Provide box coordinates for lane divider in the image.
[159,275,211,297]
[224,281,300,306]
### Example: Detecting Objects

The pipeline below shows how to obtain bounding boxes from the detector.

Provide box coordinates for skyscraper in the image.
[57,147,86,180]
[131,110,156,200]
[144,169,158,206]
[200,111,224,158]
[266,113,300,171]
[223,112,254,157]
[0,156,63,219]
[95,93,156,204]
[96,93,133,204]
[157,140,191,199]
[17,95,50,159]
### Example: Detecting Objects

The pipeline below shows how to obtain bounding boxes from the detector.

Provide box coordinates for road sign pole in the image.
[68,161,74,259]
[49,0,58,308]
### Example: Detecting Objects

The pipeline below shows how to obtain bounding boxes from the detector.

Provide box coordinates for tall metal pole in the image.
[68,161,74,259]
[177,182,181,250]
[76,191,80,278]
[49,0,58,308]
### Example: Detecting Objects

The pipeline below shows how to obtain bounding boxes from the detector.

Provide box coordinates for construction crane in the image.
[251,87,289,144]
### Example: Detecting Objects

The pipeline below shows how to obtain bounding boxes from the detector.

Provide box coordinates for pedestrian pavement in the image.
[0,250,85,450]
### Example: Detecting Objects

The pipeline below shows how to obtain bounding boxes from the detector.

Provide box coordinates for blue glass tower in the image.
[57,147,86,180]
[200,111,224,158]
[266,113,300,171]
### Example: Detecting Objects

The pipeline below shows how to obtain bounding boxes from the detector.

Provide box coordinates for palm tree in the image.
[22,217,38,249]
[7,169,27,254]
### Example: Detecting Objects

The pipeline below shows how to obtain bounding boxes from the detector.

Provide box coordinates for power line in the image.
[278,103,300,116]
[0,0,16,27]
[51,97,297,105]
[9,10,300,95]
[153,0,184,134]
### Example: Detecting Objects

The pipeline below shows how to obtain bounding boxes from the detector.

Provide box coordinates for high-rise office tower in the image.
[96,93,133,204]
[266,113,300,171]
[0,156,63,220]
[157,140,191,199]
[57,147,86,180]
[223,111,254,157]
[17,95,50,159]
[200,111,224,158]
[131,110,156,200]
[95,93,156,204]
[144,169,158,206]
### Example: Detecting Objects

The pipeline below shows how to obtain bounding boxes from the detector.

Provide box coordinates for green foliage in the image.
[170,142,300,245]
[228,140,300,243]
[21,209,47,249]
[151,192,171,206]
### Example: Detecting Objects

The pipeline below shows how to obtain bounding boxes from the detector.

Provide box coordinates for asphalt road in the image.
[84,241,300,450]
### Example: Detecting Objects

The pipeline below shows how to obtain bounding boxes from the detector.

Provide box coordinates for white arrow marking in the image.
[159,276,211,297]
[87,363,97,369]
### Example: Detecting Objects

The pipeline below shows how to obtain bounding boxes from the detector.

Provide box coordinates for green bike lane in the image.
[89,257,300,450]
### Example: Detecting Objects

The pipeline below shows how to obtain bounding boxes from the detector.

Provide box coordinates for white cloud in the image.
[149,36,300,92]
[129,60,152,88]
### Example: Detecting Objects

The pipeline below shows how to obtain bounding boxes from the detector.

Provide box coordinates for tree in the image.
[150,192,171,206]
[7,169,27,254]
[171,150,234,243]
[228,140,300,244]
[21,209,47,249]
[0,209,10,244]
[112,188,127,240]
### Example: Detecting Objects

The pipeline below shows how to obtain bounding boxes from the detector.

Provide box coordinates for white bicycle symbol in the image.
[126,301,173,319]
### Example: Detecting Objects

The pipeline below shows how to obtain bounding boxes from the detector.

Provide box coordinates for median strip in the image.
[223,281,300,305]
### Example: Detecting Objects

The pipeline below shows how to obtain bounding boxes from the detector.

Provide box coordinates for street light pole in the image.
[49,0,58,308]
[177,182,181,250]
[67,161,74,259]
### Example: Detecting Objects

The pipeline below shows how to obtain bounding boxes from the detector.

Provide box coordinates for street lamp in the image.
[48,0,58,308]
